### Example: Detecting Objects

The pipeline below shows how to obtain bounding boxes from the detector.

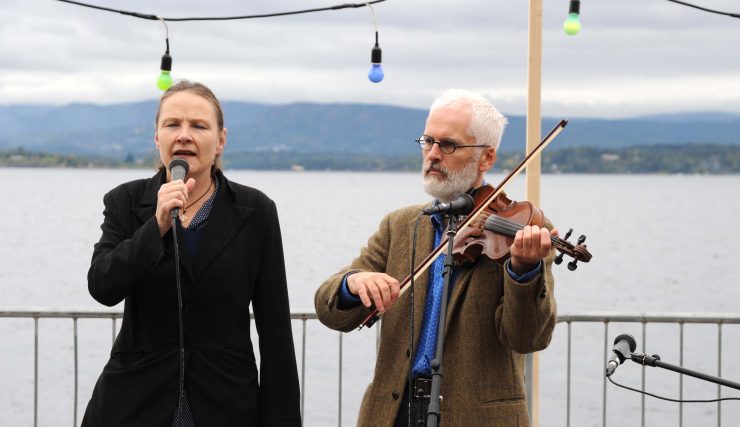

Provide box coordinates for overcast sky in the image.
[1,0,739,118]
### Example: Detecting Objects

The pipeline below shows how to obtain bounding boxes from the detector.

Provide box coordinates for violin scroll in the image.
[552,228,591,271]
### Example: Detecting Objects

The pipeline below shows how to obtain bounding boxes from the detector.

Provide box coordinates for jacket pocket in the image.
[480,395,525,407]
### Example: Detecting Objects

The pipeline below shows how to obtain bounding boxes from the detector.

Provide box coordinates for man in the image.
[315,89,557,426]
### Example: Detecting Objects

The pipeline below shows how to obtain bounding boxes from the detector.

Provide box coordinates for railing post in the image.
[566,321,572,427]
[602,321,609,427]
[717,323,722,427]
[641,322,646,427]
[34,316,38,427]
[74,317,78,427]
[679,322,684,427]
[338,331,343,427]
[301,318,307,422]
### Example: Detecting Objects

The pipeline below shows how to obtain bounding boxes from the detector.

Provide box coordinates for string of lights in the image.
[665,0,740,19]
[564,0,740,36]
[55,0,739,89]
[55,0,388,89]
[54,0,387,21]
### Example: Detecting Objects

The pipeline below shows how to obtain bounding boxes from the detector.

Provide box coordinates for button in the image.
[540,288,547,299]
[392,392,399,400]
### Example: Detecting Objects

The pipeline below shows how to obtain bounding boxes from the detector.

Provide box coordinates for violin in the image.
[359,119,588,330]
[453,185,592,269]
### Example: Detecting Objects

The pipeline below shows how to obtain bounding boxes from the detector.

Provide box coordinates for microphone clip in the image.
[422,194,474,216]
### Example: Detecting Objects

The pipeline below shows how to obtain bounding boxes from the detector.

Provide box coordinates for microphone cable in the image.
[607,376,740,403]
[170,216,186,425]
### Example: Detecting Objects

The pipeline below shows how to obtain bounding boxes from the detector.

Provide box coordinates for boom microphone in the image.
[605,334,637,377]
[422,194,474,216]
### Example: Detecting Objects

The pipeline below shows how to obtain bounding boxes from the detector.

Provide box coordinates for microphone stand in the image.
[171,214,186,422]
[628,352,740,391]
[426,213,459,427]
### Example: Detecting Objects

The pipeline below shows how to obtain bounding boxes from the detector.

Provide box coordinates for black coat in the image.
[82,170,301,426]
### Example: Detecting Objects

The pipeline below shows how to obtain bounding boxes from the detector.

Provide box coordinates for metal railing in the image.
[1,308,738,427]
[557,312,740,427]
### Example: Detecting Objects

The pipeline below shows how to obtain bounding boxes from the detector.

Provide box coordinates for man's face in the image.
[421,104,494,202]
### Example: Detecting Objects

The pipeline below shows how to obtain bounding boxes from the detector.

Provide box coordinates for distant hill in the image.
[1,101,739,162]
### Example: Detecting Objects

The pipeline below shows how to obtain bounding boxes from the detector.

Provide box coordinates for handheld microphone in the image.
[605,334,637,377]
[168,158,190,219]
[422,194,474,216]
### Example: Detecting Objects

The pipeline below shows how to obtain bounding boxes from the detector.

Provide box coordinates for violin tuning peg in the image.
[563,228,573,241]
[577,235,586,245]
[554,252,564,265]
[567,260,578,271]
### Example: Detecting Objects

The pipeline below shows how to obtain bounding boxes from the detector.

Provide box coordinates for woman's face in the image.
[155,91,226,181]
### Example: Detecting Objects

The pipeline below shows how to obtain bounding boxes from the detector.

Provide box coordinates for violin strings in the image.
[469,211,573,248]
[469,215,519,234]
[475,212,525,235]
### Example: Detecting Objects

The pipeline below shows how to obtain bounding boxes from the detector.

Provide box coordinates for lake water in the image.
[1,168,739,426]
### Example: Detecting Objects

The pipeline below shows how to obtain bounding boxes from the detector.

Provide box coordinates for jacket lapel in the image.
[192,174,254,282]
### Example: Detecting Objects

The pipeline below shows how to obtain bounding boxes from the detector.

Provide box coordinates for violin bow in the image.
[358,119,568,330]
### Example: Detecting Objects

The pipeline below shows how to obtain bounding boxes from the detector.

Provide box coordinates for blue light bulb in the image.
[368,63,384,83]
[368,41,384,84]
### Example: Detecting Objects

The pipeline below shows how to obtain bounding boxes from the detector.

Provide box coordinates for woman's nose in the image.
[176,126,194,143]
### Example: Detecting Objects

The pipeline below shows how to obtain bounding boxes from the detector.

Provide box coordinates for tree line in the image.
[2,144,740,174]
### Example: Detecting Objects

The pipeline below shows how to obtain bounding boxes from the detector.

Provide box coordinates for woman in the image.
[82,81,301,426]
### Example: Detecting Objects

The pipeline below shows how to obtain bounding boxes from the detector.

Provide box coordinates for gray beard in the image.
[422,157,480,203]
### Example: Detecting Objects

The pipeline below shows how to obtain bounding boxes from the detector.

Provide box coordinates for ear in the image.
[216,127,227,155]
[478,146,497,172]
[154,130,160,150]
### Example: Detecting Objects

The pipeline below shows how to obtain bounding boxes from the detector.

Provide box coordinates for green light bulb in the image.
[563,13,581,36]
[157,70,173,91]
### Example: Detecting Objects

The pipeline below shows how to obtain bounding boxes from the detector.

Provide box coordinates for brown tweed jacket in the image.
[315,203,557,427]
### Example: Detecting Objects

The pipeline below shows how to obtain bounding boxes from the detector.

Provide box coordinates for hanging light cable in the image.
[367,3,384,83]
[156,17,173,91]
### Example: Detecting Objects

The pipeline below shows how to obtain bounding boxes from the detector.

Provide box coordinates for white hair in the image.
[429,89,508,151]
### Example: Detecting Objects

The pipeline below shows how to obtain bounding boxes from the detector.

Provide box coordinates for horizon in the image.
[3,98,740,121]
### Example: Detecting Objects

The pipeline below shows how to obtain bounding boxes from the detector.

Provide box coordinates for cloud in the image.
[1,0,739,117]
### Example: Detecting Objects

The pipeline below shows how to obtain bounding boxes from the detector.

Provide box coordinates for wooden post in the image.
[525,0,543,426]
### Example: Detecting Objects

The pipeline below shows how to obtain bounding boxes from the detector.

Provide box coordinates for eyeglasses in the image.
[415,135,490,154]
